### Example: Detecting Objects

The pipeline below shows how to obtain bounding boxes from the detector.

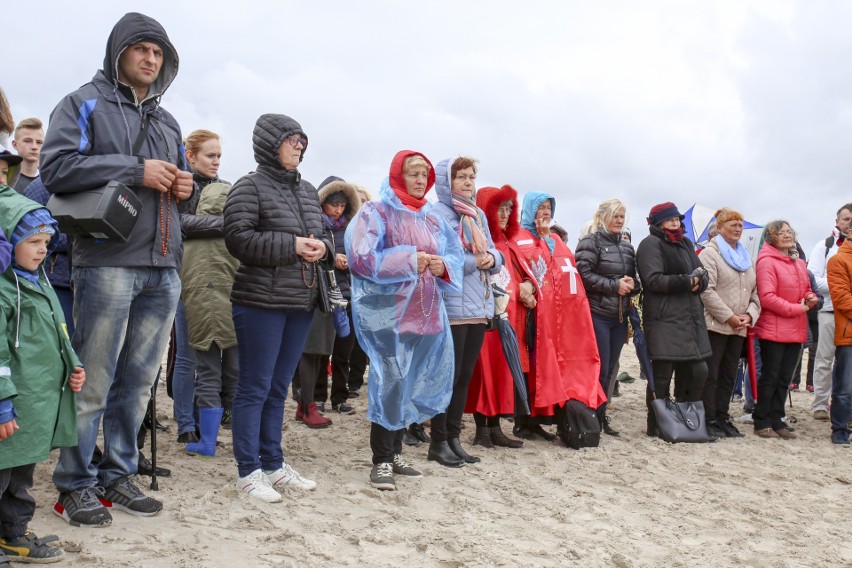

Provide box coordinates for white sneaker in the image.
[264,463,317,491]
[236,469,282,503]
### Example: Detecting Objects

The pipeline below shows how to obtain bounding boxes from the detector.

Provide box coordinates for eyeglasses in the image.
[777,229,795,237]
[285,134,308,148]
[497,206,512,215]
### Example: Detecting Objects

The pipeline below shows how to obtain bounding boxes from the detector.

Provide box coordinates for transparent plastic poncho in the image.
[345,181,464,430]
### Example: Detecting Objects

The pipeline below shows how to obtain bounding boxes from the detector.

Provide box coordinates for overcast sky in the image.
[4,1,850,252]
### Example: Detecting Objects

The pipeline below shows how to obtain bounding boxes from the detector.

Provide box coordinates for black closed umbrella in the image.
[628,305,655,389]
[493,286,530,415]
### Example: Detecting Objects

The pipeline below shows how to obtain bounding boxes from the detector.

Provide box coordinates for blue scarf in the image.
[716,237,751,272]
[12,265,42,288]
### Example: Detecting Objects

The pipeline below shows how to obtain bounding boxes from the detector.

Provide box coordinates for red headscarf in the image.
[388,150,435,211]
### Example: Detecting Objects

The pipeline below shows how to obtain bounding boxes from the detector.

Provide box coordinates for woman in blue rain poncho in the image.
[345,150,464,491]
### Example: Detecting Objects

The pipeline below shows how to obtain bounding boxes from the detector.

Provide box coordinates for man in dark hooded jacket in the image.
[41,12,191,528]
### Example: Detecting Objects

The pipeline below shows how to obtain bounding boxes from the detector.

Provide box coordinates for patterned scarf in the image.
[322,213,349,231]
[451,192,488,254]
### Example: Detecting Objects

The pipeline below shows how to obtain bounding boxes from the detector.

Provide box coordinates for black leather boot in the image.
[490,424,524,448]
[409,423,431,443]
[472,427,494,448]
[448,437,480,464]
[427,440,464,467]
[599,409,620,437]
[646,412,660,438]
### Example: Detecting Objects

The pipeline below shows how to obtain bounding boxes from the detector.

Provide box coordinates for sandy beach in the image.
[26,348,852,568]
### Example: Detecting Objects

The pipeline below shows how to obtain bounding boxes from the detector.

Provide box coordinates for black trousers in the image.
[328,308,357,399]
[0,463,36,539]
[703,331,745,422]
[430,324,486,443]
[298,353,325,407]
[348,337,369,392]
[754,340,800,431]
[794,318,819,387]
[370,423,404,465]
[647,359,708,425]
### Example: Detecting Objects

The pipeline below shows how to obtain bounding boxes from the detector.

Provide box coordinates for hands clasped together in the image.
[296,234,328,263]
[416,252,446,278]
[142,159,194,200]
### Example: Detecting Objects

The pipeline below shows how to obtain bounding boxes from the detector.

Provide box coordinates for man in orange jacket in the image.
[827,238,852,444]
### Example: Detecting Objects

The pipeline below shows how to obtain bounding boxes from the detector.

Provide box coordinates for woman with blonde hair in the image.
[699,208,760,438]
[575,198,639,435]
[171,129,230,445]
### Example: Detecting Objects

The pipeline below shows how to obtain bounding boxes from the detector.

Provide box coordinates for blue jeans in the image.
[831,345,852,438]
[231,304,314,477]
[591,314,628,411]
[172,300,197,435]
[54,267,180,492]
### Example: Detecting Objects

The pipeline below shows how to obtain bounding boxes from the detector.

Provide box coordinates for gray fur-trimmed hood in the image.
[317,177,362,219]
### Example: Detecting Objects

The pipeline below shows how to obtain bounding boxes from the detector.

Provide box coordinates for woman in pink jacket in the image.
[753,220,819,439]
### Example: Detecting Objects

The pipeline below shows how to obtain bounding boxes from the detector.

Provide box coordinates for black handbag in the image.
[651,398,714,443]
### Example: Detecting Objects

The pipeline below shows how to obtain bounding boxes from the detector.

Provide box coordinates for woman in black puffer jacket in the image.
[576,198,639,436]
[224,113,331,503]
[636,201,712,437]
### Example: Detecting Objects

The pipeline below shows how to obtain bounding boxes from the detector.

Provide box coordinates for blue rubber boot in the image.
[186,407,224,457]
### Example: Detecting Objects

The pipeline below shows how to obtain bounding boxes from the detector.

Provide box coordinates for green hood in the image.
[0,184,42,241]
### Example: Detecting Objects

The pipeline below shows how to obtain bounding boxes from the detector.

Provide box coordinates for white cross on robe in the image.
[560,257,578,294]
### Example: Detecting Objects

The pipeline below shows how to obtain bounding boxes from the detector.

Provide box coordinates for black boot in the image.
[707,420,727,439]
[490,424,524,448]
[402,430,422,446]
[599,409,620,437]
[472,427,494,448]
[409,423,431,443]
[646,412,660,438]
[448,437,480,464]
[138,452,171,477]
[427,440,464,467]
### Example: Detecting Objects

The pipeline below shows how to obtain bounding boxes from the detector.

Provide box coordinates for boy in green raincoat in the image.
[0,186,85,564]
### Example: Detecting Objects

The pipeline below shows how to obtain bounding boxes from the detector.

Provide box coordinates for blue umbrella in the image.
[628,305,655,390]
[493,286,531,415]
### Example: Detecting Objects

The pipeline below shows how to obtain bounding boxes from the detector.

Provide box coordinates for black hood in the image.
[252,114,308,170]
[103,12,179,102]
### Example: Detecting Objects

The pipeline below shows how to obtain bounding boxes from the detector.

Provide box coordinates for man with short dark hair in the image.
[10,118,44,194]
[41,12,192,528]
[809,203,852,420]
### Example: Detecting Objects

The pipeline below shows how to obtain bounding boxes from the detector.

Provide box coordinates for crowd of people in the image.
[1,11,852,565]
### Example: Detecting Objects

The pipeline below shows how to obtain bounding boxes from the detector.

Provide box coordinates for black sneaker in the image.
[316,402,326,414]
[101,477,163,517]
[0,531,64,563]
[332,402,356,415]
[53,487,112,527]
[347,387,360,399]
[370,463,396,491]
[392,454,422,477]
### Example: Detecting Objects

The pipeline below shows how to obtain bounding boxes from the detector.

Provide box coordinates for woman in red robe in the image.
[465,185,527,448]
[514,191,606,438]
[468,188,606,442]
